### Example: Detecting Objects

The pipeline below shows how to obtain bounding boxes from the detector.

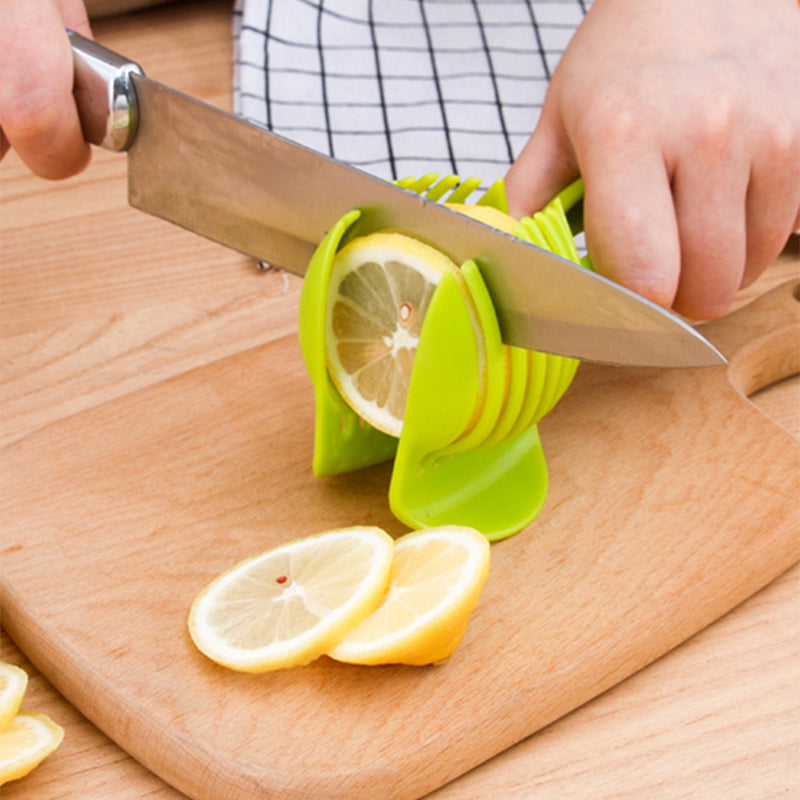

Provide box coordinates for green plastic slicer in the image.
[298,176,587,540]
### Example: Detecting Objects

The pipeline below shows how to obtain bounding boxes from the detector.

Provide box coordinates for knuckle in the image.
[675,65,745,161]
[686,101,736,161]
[580,86,644,147]
[760,115,799,162]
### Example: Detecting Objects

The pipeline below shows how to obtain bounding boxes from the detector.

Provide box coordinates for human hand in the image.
[505,0,800,320]
[0,0,93,179]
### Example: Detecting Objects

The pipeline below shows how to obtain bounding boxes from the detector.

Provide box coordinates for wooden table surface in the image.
[1,2,798,797]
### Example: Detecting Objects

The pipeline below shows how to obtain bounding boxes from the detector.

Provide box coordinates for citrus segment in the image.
[188,527,394,672]
[0,711,64,785]
[327,526,491,666]
[0,663,28,732]
[326,232,464,437]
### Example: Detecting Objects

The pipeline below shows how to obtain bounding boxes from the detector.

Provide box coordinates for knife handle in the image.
[68,30,142,152]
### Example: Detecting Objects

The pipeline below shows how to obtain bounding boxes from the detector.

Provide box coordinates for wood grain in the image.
[1,1,798,798]
[2,283,798,799]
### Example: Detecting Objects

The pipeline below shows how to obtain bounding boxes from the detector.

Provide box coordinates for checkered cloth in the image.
[233,0,591,188]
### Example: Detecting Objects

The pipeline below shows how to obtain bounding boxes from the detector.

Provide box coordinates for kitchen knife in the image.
[69,32,724,368]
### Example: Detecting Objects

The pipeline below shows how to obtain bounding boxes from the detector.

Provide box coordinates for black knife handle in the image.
[68,30,143,152]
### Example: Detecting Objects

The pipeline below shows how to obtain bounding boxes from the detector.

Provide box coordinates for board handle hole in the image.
[749,375,800,439]
[729,323,800,439]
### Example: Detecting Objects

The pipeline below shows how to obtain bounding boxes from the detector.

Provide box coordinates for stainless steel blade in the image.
[107,67,719,367]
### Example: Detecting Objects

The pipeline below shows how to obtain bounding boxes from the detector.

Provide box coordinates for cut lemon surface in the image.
[327,526,491,666]
[0,711,64,785]
[188,526,394,672]
[325,232,466,437]
[0,662,28,732]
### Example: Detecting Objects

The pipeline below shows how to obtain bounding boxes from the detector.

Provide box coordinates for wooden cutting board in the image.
[2,280,798,800]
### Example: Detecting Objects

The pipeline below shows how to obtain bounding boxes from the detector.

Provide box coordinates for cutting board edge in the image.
[0,577,495,800]
[0,581,276,800]
[4,528,800,800]
[2,280,799,800]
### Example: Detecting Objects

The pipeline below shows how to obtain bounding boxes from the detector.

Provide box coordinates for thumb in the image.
[504,106,579,219]
[58,0,93,37]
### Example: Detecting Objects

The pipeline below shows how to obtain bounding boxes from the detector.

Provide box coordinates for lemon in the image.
[0,663,28,732]
[325,232,466,437]
[0,711,64,785]
[327,526,491,666]
[445,202,520,235]
[0,663,65,784]
[444,202,538,446]
[188,526,395,672]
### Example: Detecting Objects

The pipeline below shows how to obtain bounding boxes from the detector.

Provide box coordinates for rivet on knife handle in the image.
[69,31,142,152]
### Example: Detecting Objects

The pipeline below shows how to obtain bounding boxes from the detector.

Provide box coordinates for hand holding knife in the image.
[64,32,730,369]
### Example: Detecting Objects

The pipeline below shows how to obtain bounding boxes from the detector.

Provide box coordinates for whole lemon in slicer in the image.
[445,201,521,235]
[322,199,522,442]
[299,176,586,540]
[325,231,478,438]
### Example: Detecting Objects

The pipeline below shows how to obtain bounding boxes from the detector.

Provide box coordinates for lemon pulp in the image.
[188,526,394,672]
[327,526,491,666]
[0,711,64,785]
[325,232,465,437]
[0,663,28,732]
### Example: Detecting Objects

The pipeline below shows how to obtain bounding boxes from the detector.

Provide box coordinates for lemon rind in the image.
[188,527,395,672]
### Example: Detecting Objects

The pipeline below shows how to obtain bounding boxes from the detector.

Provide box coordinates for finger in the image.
[57,0,93,36]
[504,103,579,220]
[0,0,92,179]
[670,149,749,320]
[580,149,681,310]
[741,128,800,288]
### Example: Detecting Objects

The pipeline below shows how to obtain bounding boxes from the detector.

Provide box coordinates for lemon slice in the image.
[188,526,395,672]
[327,526,491,666]
[0,711,64,785]
[0,663,28,732]
[325,232,465,437]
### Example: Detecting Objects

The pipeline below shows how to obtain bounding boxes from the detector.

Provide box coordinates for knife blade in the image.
[69,32,724,367]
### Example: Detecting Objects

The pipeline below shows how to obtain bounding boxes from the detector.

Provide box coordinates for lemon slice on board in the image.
[327,526,491,666]
[0,711,64,785]
[188,527,394,672]
[0,663,28,732]
[325,232,467,438]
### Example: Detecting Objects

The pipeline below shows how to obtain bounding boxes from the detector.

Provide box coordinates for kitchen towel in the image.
[233,0,591,188]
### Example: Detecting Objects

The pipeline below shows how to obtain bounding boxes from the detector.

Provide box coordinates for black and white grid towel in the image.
[233,0,591,188]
